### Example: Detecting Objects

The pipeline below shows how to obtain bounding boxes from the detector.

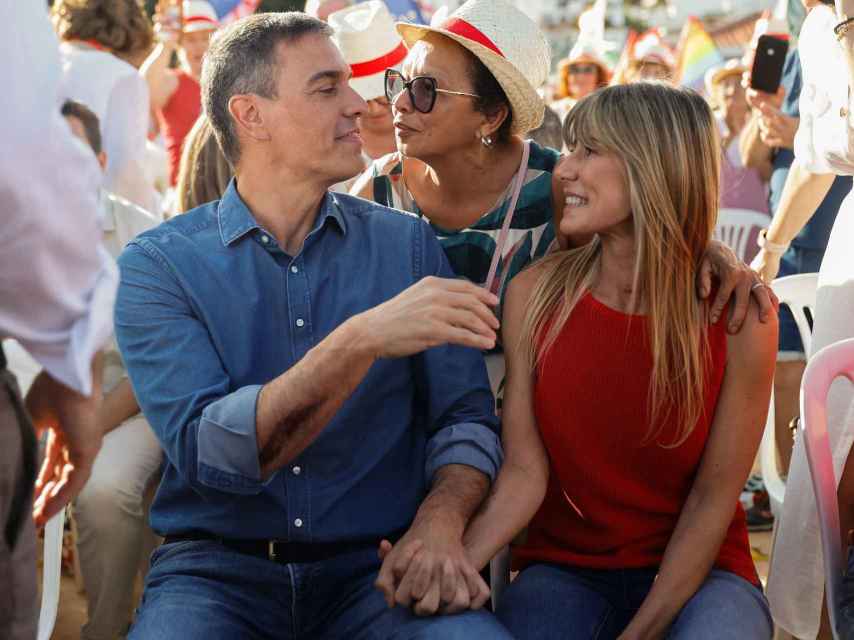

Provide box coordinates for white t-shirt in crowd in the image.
[58,42,159,214]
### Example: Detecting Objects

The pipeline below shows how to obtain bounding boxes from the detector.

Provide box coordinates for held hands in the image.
[352,276,499,359]
[375,517,490,616]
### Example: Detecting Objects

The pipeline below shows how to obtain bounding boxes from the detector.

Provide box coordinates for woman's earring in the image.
[481,135,494,148]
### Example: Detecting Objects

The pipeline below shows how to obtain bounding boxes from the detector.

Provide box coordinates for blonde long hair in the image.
[175,115,233,214]
[522,83,721,446]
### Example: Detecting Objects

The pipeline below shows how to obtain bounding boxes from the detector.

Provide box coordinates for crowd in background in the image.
[1,0,853,639]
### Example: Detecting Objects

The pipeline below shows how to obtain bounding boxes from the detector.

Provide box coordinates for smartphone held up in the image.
[750,35,789,95]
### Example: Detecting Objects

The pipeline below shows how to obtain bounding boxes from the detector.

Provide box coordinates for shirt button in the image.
[291,265,299,274]
[294,518,303,528]
[296,318,305,328]
[261,235,270,244]
[292,466,301,475]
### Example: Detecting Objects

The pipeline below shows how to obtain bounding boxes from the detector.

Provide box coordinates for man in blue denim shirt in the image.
[116,13,511,639]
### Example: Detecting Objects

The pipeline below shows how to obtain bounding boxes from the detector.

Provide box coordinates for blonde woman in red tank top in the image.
[461,83,778,639]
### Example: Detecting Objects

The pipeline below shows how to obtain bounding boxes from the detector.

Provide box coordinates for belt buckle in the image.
[268,540,277,562]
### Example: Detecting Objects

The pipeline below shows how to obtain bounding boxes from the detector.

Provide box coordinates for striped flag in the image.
[675,17,724,93]
[207,0,259,22]
[372,0,426,23]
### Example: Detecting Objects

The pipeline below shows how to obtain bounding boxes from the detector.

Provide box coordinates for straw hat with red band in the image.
[182,0,219,34]
[395,0,551,135]
[330,1,406,101]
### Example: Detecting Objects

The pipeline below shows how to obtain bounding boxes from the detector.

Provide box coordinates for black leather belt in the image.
[163,528,406,564]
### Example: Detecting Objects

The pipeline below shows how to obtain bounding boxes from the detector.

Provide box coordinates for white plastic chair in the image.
[798,337,854,640]
[713,208,771,263]
[759,273,819,517]
[37,508,66,640]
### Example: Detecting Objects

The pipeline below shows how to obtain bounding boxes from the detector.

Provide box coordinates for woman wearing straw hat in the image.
[706,59,769,215]
[552,44,612,120]
[352,0,775,396]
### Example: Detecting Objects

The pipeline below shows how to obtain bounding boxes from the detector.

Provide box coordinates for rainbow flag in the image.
[675,17,724,93]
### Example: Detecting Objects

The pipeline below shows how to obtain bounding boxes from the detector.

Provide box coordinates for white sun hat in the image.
[632,31,676,69]
[182,0,219,33]
[330,1,406,101]
[396,0,551,134]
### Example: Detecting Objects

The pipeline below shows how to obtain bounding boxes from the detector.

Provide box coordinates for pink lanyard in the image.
[484,140,531,294]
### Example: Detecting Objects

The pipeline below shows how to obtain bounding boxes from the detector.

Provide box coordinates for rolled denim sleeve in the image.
[197,385,263,485]
[115,241,266,496]
[413,220,504,483]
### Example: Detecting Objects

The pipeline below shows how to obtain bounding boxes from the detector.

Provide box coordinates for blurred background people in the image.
[1,3,117,637]
[61,99,164,640]
[141,1,220,188]
[764,1,854,638]
[741,7,850,517]
[328,0,402,191]
[624,30,676,83]
[706,59,769,214]
[551,2,612,120]
[52,0,159,214]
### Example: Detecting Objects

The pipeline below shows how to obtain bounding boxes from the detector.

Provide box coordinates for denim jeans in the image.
[129,539,513,639]
[496,563,772,640]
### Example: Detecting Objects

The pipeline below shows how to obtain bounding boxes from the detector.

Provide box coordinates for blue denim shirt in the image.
[114,180,502,541]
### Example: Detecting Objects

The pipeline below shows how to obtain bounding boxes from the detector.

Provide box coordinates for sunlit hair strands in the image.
[521,83,722,447]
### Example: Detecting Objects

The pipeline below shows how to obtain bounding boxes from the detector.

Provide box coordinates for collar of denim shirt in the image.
[216,178,348,248]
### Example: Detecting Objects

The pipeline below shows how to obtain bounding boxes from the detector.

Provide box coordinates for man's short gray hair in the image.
[201,12,332,166]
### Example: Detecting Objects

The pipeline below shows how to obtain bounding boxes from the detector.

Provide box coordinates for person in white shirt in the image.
[51,0,160,214]
[61,100,164,640]
[764,1,854,637]
[0,4,117,639]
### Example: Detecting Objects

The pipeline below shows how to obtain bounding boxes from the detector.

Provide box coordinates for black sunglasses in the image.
[384,68,480,114]
[568,63,598,75]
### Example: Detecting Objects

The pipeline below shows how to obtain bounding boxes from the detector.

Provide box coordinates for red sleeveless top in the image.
[512,292,758,586]
[159,70,201,186]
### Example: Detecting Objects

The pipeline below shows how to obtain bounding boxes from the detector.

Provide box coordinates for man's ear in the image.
[228,94,272,144]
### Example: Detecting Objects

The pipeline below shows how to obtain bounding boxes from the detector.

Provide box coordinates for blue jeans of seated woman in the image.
[129,539,513,640]
[496,563,772,640]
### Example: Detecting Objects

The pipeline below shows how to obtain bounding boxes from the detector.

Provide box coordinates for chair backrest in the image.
[713,208,771,263]
[774,273,819,359]
[759,273,820,517]
[799,337,854,640]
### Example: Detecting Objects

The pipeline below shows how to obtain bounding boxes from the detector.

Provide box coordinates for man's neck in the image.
[235,164,329,256]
